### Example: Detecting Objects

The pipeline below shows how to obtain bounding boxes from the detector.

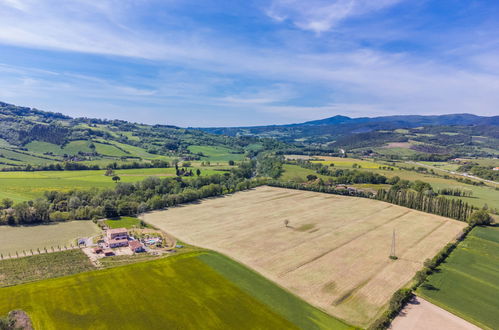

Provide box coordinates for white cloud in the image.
[0,0,498,125]
[266,0,403,34]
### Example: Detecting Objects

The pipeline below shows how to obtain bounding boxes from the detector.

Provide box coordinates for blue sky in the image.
[0,0,498,126]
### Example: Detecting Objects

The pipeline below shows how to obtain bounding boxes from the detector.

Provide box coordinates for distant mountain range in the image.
[198,113,499,157]
[201,113,499,133]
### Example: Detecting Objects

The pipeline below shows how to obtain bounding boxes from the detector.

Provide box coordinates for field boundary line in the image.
[279,209,412,277]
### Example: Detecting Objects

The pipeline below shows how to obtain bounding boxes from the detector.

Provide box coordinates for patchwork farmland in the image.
[142,186,467,327]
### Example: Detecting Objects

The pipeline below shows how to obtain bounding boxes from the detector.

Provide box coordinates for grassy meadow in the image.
[0,166,232,201]
[188,145,245,162]
[282,157,499,209]
[417,226,499,330]
[0,221,100,256]
[104,216,146,229]
[0,251,352,329]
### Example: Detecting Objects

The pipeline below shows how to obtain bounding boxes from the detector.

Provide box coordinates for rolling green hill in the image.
[0,101,262,170]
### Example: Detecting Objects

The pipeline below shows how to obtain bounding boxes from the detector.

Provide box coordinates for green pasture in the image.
[188,145,245,162]
[0,167,227,201]
[0,251,352,329]
[26,140,130,158]
[417,226,499,329]
[372,147,420,157]
[93,139,167,160]
[0,221,100,256]
[104,217,146,229]
[311,157,382,169]
[0,147,57,164]
[281,162,499,208]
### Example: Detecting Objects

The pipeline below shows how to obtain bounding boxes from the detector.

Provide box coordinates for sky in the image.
[0,0,498,127]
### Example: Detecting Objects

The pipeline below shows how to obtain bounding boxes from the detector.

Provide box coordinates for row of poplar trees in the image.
[375,189,475,221]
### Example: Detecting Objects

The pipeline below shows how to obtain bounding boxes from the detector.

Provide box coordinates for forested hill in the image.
[0,101,271,170]
[198,113,499,158]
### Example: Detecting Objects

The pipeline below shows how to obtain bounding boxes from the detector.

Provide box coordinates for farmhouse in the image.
[108,238,129,248]
[129,240,145,253]
[106,228,129,248]
[493,167,499,171]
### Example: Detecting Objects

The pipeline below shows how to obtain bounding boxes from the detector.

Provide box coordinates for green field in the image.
[282,161,499,209]
[0,167,229,201]
[0,251,352,329]
[188,145,245,162]
[0,249,95,287]
[0,221,100,256]
[417,226,499,329]
[104,217,146,229]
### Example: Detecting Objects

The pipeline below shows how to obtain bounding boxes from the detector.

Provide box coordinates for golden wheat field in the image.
[142,186,466,327]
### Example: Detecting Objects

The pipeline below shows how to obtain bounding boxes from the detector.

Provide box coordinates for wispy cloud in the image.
[265,0,403,34]
[0,0,498,126]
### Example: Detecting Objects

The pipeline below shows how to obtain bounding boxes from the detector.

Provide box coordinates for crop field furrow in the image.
[278,210,413,277]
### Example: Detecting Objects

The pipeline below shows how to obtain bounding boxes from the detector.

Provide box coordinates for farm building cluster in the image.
[92,228,149,257]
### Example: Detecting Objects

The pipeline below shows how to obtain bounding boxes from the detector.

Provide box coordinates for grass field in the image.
[310,156,383,169]
[0,221,100,256]
[0,251,351,329]
[0,167,229,201]
[142,186,466,327]
[104,217,147,229]
[0,249,95,287]
[188,145,245,162]
[281,161,499,209]
[417,226,499,329]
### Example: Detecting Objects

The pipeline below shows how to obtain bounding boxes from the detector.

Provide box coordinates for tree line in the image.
[375,188,475,221]
[0,160,171,172]
[0,162,264,226]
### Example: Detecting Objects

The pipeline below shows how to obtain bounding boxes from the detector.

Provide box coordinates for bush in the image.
[49,211,70,222]
[467,210,492,226]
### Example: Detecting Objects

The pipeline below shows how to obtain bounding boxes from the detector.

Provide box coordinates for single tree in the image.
[284,219,289,228]
[112,175,121,183]
[196,169,201,176]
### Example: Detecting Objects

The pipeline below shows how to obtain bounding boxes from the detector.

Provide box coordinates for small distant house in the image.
[129,240,145,253]
[103,249,115,256]
[493,167,499,171]
[93,247,103,254]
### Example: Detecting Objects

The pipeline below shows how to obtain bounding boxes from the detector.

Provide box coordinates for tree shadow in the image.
[421,283,440,291]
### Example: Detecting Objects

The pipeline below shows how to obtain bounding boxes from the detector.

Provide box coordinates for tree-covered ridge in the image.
[0,102,287,170]
[200,113,499,158]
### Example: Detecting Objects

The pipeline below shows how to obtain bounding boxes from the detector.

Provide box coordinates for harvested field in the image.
[142,186,467,327]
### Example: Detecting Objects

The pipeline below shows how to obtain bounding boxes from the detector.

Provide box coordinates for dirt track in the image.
[391,296,480,330]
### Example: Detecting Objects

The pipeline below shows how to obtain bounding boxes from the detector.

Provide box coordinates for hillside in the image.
[199,113,499,158]
[0,102,264,170]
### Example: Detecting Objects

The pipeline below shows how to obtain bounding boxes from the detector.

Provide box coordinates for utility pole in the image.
[390,229,397,259]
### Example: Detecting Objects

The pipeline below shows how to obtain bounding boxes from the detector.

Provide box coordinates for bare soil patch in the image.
[391,296,480,330]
